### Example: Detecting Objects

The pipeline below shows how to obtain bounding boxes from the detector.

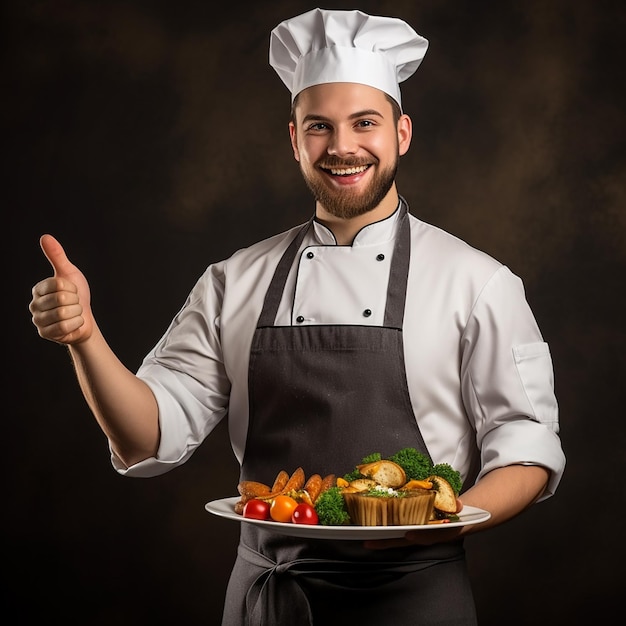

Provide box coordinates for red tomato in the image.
[270,495,299,522]
[243,499,271,520]
[291,502,319,525]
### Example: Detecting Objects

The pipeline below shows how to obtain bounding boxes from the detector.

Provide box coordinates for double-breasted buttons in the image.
[296,315,305,323]
[363,309,372,317]
[376,253,385,261]
[306,251,314,259]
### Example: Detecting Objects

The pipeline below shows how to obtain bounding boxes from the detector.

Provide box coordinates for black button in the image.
[363,309,372,317]
[376,254,385,261]
[306,251,314,259]
[296,315,305,323]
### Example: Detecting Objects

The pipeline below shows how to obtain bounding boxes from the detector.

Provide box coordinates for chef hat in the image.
[269,8,428,109]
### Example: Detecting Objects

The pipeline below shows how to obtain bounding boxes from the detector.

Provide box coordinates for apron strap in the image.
[256,219,312,328]
[385,197,411,328]
[238,541,456,626]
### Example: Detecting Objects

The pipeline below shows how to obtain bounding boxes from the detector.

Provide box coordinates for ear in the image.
[397,114,412,156]
[288,121,300,162]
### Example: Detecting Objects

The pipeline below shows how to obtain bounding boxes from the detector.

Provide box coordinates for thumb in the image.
[39,233,75,278]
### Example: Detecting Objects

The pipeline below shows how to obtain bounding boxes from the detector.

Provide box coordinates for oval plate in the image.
[205,496,491,540]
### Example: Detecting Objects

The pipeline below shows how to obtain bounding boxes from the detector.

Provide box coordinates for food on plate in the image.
[243,499,271,520]
[336,448,463,525]
[426,475,457,514]
[237,480,271,500]
[302,473,323,503]
[234,467,334,516]
[234,481,272,514]
[337,458,439,526]
[232,448,465,527]
[319,473,337,493]
[343,486,436,526]
[340,477,378,493]
[292,502,319,525]
[314,486,351,526]
[355,460,407,488]
[430,463,463,495]
[270,470,290,493]
[388,447,433,481]
[270,495,299,522]
[277,466,306,495]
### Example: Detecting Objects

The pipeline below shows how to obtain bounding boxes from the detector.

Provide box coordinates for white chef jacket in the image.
[115,205,565,500]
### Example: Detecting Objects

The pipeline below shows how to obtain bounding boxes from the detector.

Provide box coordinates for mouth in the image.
[320,164,371,177]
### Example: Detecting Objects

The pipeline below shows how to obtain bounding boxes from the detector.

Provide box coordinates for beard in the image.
[300,155,399,219]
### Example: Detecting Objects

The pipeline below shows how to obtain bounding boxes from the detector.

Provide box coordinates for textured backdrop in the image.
[7,1,625,624]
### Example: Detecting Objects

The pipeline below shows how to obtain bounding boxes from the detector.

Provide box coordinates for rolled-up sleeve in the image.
[461,267,565,500]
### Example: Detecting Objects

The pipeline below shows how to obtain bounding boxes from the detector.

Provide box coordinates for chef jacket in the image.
[114,203,565,498]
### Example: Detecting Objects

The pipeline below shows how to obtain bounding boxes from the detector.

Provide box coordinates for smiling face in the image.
[289,82,412,221]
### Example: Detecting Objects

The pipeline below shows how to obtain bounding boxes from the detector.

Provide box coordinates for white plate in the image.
[205,496,491,540]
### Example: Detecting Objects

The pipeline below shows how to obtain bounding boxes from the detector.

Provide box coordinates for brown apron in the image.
[221,200,477,625]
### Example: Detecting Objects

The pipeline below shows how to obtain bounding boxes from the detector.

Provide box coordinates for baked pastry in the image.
[343,487,436,526]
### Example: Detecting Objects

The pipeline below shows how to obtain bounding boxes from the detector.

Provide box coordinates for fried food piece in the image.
[257,467,306,501]
[319,474,336,495]
[283,467,305,493]
[271,470,290,494]
[237,480,271,500]
[235,478,275,515]
[303,473,322,503]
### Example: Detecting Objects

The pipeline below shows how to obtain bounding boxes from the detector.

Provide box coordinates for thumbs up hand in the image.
[29,234,94,345]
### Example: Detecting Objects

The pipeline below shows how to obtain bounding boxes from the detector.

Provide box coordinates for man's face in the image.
[289,83,411,219]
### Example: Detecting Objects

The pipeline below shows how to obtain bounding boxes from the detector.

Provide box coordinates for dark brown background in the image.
[6,0,625,624]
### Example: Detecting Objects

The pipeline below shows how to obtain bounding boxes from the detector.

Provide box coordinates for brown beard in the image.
[300,157,399,219]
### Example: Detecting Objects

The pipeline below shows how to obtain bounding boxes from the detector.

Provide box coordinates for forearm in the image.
[458,464,549,535]
[69,325,160,467]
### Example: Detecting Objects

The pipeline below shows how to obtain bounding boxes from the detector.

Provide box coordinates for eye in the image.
[356,119,375,128]
[307,122,329,131]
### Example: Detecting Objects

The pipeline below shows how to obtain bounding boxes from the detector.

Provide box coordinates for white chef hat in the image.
[269,8,428,110]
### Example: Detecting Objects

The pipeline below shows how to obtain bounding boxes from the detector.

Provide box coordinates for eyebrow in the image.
[301,109,384,124]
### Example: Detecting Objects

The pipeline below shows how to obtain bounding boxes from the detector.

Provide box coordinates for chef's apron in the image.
[222,200,477,626]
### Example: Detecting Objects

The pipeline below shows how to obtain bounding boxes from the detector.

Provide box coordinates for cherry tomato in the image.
[270,495,299,522]
[292,502,319,525]
[243,499,271,520]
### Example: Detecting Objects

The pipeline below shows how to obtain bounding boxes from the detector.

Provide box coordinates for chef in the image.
[29,8,566,626]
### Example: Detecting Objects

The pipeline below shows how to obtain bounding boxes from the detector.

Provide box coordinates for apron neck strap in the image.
[384,197,411,328]
[257,219,312,327]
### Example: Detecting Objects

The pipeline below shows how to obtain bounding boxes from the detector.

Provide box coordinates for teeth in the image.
[329,165,369,176]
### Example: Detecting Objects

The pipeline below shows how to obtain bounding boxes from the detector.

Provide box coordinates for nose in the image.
[327,126,358,156]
